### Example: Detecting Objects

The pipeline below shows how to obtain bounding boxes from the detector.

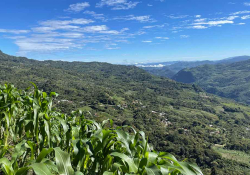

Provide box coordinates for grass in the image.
[212,145,250,165]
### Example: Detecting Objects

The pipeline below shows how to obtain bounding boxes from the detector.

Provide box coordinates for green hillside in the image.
[173,60,250,105]
[141,67,176,78]
[1,51,250,174]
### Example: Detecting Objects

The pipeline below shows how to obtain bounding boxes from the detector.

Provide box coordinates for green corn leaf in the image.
[160,167,170,175]
[110,152,138,173]
[116,130,132,155]
[138,158,147,169]
[25,141,35,161]
[54,147,75,175]
[158,152,178,162]
[188,163,203,175]
[103,172,113,175]
[178,162,201,175]
[50,92,58,97]
[145,166,161,175]
[54,116,69,134]
[111,162,123,172]
[12,140,26,162]
[145,152,158,165]
[102,119,110,127]
[42,92,47,99]
[42,159,58,173]
[15,167,30,175]
[0,158,14,174]
[30,163,53,175]
[36,148,54,163]
[110,119,113,128]
[44,120,51,147]
[30,82,38,90]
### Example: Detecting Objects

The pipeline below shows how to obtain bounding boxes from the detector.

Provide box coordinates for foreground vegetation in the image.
[1,51,250,174]
[0,83,203,174]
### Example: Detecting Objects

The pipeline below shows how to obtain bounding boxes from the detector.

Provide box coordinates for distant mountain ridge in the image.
[137,56,250,78]
[173,59,250,104]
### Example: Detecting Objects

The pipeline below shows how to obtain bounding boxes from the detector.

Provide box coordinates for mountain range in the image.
[138,56,250,78]
[173,59,250,105]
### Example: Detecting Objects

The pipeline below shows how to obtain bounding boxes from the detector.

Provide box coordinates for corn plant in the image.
[0,83,203,175]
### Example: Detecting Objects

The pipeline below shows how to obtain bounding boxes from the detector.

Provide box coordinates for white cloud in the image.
[96,0,140,10]
[187,15,239,30]
[32,26,77,33]
[167,15,189,19]
[60,33,84,38]
[227,16,239,20]
[6,36,27,39]
[244,2,250,6]
[105,42,120,50]
[84,11,107,21]
[143,24,164,29]
[0,29,30,34]
[82,25,108,32]
[40,19,94,26]
[194,18,207,22]
[15,37,82,54]
[191,25,208,29]
[194,20,234,26]
[142,40,152,43]
[33,18,94,33]
[237,23,246,25]
[81,25,127,35]
[114,15,156,23]
[180,35,189,38]
[66,2,90,12]
[195,15,201,18]
[106,47,120,50]
[155,37,169,39]
[231,10,250,15]
[147,4,153,6]
[105,43,120,50]
[7,15,130,55]
[241,15,250,19]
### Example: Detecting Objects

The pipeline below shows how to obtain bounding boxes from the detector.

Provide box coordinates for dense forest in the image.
[173,59,250,105]
[141,67,176,79]
[1,50,250,174]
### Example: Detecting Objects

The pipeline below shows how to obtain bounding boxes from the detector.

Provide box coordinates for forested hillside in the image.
[173,59,250,105]
[1,50,250,174]
[141,67,176,78]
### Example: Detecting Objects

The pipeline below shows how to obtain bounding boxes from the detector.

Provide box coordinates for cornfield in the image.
[0,83,203,175]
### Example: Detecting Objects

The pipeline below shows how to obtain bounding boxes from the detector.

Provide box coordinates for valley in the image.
[173,59,250,105]
[1,51,250,174]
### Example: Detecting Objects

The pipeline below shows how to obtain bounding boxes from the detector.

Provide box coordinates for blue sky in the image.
[0,0,250,64]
